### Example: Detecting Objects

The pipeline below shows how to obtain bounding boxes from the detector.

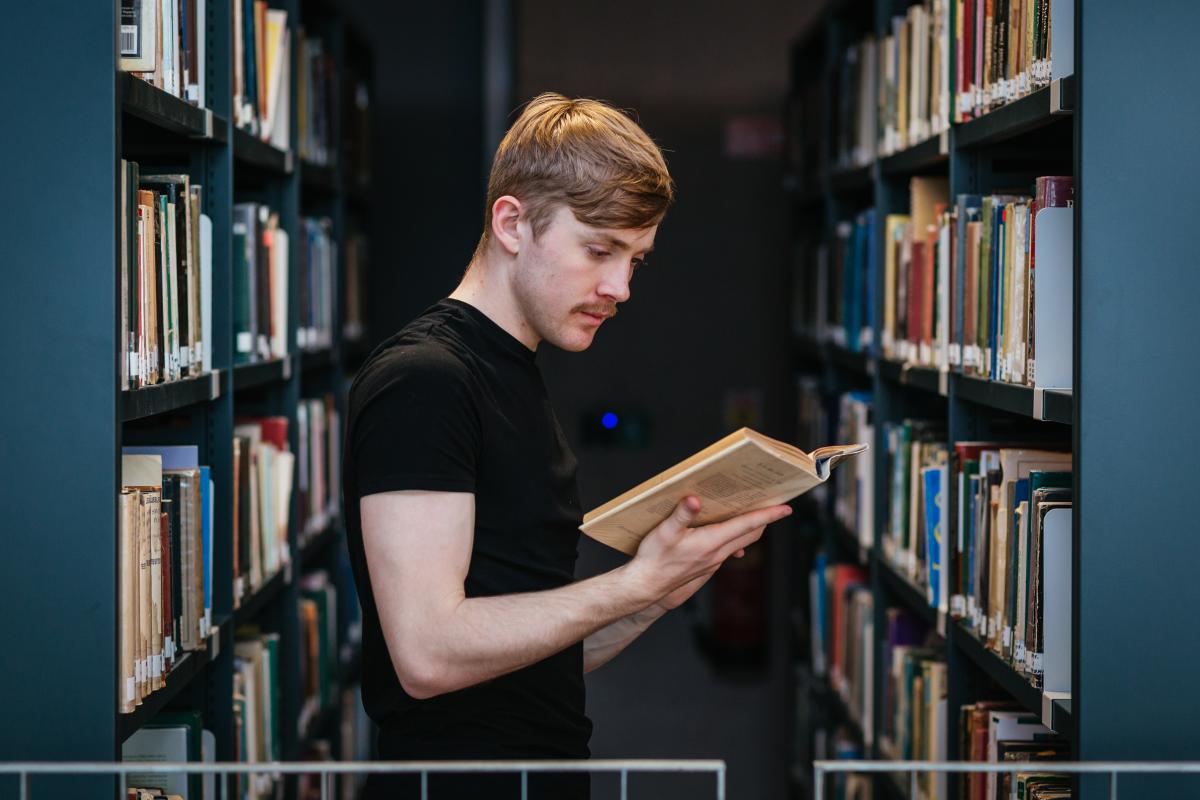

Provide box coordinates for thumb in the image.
[665,495,701,531]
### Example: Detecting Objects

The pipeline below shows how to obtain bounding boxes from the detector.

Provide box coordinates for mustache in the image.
[575,304,618,319]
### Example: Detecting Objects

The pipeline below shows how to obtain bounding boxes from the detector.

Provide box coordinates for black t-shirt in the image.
[343,299,593,784]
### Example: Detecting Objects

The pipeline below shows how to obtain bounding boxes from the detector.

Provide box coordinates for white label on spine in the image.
[1015,640,1026,664]
[236,332,253,353]
[1002,626,1012,647]
[126,676,136,703]
[1029,652,1044,674]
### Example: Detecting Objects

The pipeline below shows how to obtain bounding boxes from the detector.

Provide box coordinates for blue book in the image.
[200,465,212,635]
[843,222,859,351]
[923,466,944,608]
[121,445,199,469]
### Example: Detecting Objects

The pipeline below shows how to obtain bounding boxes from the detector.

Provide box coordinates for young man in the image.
[344,93,792,799]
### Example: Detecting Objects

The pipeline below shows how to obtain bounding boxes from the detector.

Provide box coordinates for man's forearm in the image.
[583,602,668,673]
[392,562,659,698]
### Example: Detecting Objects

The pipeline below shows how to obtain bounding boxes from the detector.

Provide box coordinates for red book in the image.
[258,416,289,451]
[829,564,869,684]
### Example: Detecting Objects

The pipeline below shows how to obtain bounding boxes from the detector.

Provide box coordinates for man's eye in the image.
[587,247,610,259]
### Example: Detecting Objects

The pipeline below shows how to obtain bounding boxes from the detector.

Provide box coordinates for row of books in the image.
[298,571,339,737]
[881,175,1073,389]
[119,448,212,714]
[791,172,1074,392]
[233,202,289,365]
[959,702,1069,799]
[825,0,1074,168]
[953,0,1072,122]
[120,0,207,106]
[810,557,872,737]
[957,446,1072,693]
[298,684,372,800]
[233,417,294,605]
[234,629,282,800]
[233,0,290,149]
[298,395,341,539]
[879,0,952,156]
[297,32,336,167]
[298,217,336,352]
[834,0,953,166]
[121,161,213,389]
[123,710,212,799]
[883,432,1073,692]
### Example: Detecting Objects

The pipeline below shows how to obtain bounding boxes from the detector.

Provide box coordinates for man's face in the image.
[511,204,657,352]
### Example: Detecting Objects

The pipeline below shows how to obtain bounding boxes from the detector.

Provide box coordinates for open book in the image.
[581,428,868,555]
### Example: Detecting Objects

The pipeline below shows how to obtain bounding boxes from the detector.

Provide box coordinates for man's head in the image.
[471,93,674,352]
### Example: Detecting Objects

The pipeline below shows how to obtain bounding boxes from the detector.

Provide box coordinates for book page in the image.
[582,441,823,556]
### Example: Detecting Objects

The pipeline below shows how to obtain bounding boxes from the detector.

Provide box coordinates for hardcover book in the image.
[581,428,867,555]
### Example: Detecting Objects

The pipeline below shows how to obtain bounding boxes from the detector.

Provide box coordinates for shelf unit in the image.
[0,1,373,792]
[784,2,1200,799]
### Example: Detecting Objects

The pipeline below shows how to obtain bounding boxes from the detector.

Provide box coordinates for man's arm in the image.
[362,491,788,699]
[583,603,668,673]
[582,526,763,672]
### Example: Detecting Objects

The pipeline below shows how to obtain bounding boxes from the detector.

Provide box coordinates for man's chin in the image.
[547,329,598,353]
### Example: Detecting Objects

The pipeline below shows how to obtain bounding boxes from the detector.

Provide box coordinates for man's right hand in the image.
[623,495,792,607]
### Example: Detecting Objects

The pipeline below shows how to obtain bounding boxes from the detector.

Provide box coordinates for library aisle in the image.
[1,1,1199,799]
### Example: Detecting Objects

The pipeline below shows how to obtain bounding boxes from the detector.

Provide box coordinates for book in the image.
[580,428,868,556]
[120,0,205,105]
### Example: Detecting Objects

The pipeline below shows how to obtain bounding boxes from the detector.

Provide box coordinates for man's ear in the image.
[491,195,523,256]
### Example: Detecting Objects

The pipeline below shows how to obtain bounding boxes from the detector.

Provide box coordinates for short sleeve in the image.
[350,348,481,498]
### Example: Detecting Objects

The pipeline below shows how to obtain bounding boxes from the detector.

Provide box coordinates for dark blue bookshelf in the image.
[0,0,372,780]
[782,2,1200,797]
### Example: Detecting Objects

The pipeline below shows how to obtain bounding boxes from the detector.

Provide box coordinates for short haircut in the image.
[475,93,675,255]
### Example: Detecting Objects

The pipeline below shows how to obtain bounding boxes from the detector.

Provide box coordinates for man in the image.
[344,93,792,799]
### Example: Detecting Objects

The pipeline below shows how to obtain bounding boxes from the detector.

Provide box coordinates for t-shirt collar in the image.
[440,297,539,364]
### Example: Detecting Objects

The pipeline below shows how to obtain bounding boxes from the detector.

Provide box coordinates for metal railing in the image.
[814,759,1200,800]
[0,759,726,800]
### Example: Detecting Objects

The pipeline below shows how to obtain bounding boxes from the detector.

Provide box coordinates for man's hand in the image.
[625,496,789,610]
[654,525,764,611]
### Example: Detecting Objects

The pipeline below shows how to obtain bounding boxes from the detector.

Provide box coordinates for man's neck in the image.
[448,253,541,352]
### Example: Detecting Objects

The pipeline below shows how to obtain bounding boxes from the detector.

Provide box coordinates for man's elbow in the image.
[394,651,453,700]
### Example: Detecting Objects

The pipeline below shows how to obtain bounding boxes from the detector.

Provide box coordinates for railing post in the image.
[814,764,824,800]
[910,770,917,798]
[620,768,628,800]
[1110,771,1118,800]
[520,770,528,800]
[18,771,26,800]
[320,770,330,800]
[717,763,726,800]
[420,770,428,800]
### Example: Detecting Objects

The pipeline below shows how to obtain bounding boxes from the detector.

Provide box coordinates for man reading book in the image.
[344,93,793,799]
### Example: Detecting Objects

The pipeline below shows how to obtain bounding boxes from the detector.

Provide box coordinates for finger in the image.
[717,525,766,561]
[663,495,701,533]
[700,504,790,548]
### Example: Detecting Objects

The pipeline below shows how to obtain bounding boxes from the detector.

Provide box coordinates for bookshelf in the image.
[0,1,373,793]
[785,1,1200,798]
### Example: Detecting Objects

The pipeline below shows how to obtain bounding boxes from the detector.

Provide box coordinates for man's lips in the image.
[577,310,610,325]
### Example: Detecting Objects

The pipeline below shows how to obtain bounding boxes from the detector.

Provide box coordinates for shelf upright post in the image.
[1077,1,1200,797]
[0,2,119,794]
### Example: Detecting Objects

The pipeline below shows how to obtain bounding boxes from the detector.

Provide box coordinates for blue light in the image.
[601,412,619,430]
